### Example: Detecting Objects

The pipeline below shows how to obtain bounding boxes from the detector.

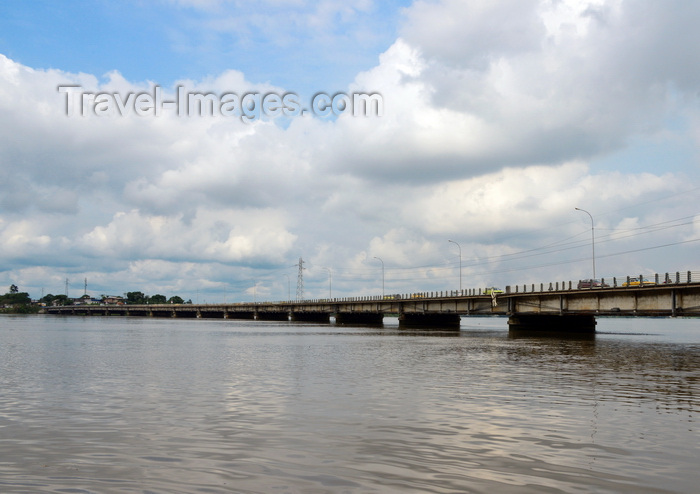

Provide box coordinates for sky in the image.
[1,0,699,303]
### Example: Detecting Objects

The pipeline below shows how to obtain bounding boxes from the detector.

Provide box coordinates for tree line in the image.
[38,291,191,305]
[123,292,190,305]
[1,285,35,313]
[1,285,191,310]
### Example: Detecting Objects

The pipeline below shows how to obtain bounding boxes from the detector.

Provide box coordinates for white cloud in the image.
[1,0,699,299]
[79,208,297,264]
[401,163,679,237]
[0,220,51,254]
[401,0,545,68]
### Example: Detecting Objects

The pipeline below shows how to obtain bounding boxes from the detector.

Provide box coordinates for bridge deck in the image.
[44,271,700,331]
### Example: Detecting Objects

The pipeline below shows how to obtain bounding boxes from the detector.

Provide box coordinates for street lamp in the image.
[323,267,332,299]
[373,256,384,297]
[448,239,462,291]
[575,207,596,280]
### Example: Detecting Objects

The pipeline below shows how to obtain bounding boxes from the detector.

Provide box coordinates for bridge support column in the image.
[507,314,596,333]
[399,312,460,328]
[335,312,383,325]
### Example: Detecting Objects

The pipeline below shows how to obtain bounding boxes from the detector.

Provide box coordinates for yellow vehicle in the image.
[484,287,503,295]
[621,277,655,287]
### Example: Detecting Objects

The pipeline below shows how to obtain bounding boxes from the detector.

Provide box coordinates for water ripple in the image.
[0,315,698,493]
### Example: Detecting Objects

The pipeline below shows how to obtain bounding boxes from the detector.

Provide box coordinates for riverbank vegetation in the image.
[0,285,39,313]
[1,285,190,315]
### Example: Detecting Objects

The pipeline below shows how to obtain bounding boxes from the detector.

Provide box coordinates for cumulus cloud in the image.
[402,163,679,237]
[1,0,699,299]
[393,0,700,173]
[79,208,297,264]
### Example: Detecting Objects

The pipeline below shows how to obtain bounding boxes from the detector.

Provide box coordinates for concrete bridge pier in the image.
[335,312,383,325]
[507,314,596,333]
[399,312,461,328]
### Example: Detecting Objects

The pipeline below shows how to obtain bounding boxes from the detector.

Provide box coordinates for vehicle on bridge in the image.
[484,287,503,295]
[577,279,609,289]
[622,277,655,287]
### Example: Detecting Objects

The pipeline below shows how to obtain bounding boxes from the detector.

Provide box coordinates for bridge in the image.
[45,271,700,333]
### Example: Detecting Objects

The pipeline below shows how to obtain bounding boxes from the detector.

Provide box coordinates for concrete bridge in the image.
[45,271,700,333]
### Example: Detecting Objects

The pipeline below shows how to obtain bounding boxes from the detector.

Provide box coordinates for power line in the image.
[313,225,700,285]
[205,207,699,294]
[456,237,700,279]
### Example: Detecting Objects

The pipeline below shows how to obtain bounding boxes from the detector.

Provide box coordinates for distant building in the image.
[74,294,100,305]
[102,296,125,305]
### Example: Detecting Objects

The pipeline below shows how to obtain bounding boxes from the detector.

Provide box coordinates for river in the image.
[1,314,698,493]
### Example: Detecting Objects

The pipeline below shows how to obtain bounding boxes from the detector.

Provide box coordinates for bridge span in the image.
[45,271,700,333]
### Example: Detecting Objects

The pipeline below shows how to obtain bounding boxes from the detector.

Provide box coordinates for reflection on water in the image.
[0,314,698,493]
[508,329,597,341]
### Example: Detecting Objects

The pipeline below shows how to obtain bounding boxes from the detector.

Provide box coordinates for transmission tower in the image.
[296,257,305,300]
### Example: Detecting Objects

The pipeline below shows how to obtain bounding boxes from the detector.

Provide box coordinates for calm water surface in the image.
[1,314,698,493]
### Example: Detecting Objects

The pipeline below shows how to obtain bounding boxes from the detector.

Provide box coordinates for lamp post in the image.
[575,207,596,280]
[448,239,462,291]
[323,267,332,299]
[373,256,384,297]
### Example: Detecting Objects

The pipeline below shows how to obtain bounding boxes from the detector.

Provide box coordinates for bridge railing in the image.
[253,270,699,305]
[504,270,700,294]
[287,270,700,303]
[227,270,700,304]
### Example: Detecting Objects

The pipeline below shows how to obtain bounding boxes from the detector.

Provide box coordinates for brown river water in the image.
[1,314,698,493]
